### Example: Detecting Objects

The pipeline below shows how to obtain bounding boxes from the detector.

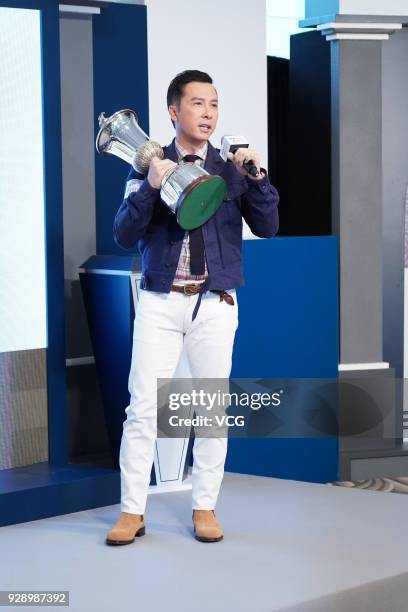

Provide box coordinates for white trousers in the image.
[119,286,239,514]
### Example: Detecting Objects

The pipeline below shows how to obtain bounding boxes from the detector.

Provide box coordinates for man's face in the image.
[169,81,218,144]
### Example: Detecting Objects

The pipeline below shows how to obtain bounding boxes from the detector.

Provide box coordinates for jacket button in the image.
[170,240,177,245]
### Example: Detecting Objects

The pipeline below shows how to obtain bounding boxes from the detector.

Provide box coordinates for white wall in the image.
[340,0,408,16]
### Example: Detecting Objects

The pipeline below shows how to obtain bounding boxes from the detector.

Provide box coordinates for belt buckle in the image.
[184,284,198,295]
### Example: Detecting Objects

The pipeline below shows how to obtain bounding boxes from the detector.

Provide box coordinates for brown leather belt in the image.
[171,283,235,305]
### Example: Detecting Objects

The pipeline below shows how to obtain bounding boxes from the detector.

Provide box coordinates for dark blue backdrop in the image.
[225,236,339,483]
[93,3,149,256]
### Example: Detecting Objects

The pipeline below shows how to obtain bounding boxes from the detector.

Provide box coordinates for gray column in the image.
[331,38,383,365]
[381,28,408,380]
[299,13,405,369]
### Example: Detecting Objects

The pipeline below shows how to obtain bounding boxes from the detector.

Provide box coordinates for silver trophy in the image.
[96,109,226,230]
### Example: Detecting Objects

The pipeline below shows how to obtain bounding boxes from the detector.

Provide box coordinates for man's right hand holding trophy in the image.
[146,156,177,190]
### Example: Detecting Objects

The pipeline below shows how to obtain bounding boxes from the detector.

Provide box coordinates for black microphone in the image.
[220,135,260,177]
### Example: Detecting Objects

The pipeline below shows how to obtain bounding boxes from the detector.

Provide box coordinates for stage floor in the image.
[1,470,407,611]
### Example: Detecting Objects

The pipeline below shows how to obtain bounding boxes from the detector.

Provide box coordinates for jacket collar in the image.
[163,137,226,175]
[163,138,178,163]
[204,139,226,174]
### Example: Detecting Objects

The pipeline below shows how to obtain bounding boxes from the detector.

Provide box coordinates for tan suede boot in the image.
[106,512,146,546]
[192,509,223,543]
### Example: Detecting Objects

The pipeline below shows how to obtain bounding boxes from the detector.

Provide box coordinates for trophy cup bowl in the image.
[96,109,226,230]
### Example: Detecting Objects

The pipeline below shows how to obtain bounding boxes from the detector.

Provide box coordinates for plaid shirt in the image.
[173,139,209,284]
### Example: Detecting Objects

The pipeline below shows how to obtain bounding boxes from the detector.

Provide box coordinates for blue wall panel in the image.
[225,236,339,483]
[93,3,149,256]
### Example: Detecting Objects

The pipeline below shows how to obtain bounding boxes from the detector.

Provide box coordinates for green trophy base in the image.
[176,175,226,230]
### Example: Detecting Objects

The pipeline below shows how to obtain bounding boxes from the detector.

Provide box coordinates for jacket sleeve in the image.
[113,167,161,250]
[240,170,279,238]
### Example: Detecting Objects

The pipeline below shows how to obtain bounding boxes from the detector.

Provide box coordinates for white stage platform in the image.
[1,470,407,611]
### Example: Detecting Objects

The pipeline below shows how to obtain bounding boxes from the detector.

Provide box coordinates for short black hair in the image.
[167,69,214,127]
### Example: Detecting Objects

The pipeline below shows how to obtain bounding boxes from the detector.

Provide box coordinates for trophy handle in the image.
[98,112,107,128]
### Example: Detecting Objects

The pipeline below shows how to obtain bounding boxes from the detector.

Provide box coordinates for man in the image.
[106,70,279,546]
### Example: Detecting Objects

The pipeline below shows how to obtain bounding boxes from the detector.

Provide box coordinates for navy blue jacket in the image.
[113,138,279,319]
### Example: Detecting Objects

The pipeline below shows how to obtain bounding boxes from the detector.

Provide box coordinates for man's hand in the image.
[227,147,264,180]
[147,157,177,189]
